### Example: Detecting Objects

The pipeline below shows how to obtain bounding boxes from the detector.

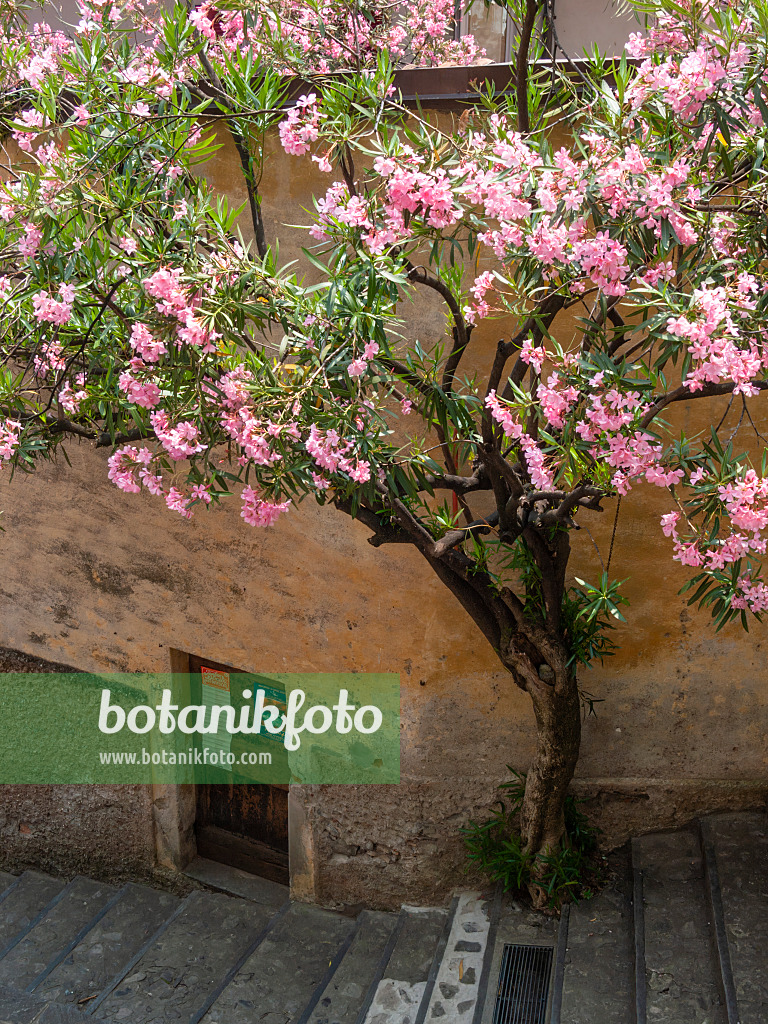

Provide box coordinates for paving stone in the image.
[423,893,491,1024]
[306,909,399,1024]
[202,901,355,1024]
[0,877,117,991]
[34,884,179,1006]
[364,979,426,1024]
[93,890,275,1024]
[0,873,65,952]
[560,848,634,1024]
[0,877,16,899]
[701,812,768,1024]
[633,829,726,1024]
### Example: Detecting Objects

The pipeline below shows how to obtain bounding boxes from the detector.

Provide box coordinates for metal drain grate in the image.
[491,943,554,1024]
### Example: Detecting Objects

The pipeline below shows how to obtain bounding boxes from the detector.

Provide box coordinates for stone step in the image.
[0,876,117,991]
[304,910,399,1024]
[90,889,276,1023]
[701,812,768,1024]
[32,882,180,1007]
[633,828,726,1024]
[0,874,16,897]
[560,848,634,1024]
[361,906,450,1024]
[0,871,66,951]
[420,892,493,1023]
[200,901,356,1024]
[184,856,288,909]
[0,981,87,1023]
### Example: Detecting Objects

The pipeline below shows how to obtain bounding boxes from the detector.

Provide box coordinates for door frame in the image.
[150,648,316,900]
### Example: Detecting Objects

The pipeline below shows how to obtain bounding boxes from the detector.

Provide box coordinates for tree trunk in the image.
[520,667,581,908]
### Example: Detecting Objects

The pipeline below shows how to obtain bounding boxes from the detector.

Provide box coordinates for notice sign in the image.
[200,666,232,770]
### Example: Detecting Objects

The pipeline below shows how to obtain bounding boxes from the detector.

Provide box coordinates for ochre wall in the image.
[0,117,766,909]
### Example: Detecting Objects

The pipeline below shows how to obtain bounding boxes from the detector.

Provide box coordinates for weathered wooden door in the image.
[189,654,289,885]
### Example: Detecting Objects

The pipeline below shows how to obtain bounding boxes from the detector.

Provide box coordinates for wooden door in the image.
[189,654,289,885]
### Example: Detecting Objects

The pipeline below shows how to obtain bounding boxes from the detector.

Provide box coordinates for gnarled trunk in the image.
[520,667,581,908]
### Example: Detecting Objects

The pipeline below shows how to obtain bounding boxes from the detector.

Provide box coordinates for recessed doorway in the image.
[188,653,290,886]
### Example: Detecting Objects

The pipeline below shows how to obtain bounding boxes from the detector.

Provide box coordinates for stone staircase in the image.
[0,811,764,1024]
[556,811,768,1024]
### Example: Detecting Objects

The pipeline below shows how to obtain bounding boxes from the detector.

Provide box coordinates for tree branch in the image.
[198,51,268,257]
[424,468,491,494]
[640,380,768,430]
[431,511,500,557]
[515,0,544,135]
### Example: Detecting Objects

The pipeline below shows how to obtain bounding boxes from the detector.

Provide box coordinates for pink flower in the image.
[107,445,142,493]
[347,358,367,378]
[348,460,371,483]
[312,153,332,173]
[150,411,207,460]
[166,487,194,519]
[660,511,680,537]
[190,483,212,504]
[58,380,88,414]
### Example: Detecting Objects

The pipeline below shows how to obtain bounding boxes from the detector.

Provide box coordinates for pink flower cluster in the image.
[305,424,371,482]
[129,323,168,363]
[150,411,208,460]
[0,419,21,462]
[660,465,768,587]
[188,0,480,76]
[347,341,379,379]
[119,360,161,409]
[142,268,217,353]
[240,486,291,527]
[58,374,88,414]
[33,340,66,379]
[32,284,75,326]
[666,276,765,396]
[107,445,162,495]
[279,95,320,157]
[485,390,523,440]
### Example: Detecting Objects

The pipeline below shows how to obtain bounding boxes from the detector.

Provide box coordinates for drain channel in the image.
[491,943,554,1024]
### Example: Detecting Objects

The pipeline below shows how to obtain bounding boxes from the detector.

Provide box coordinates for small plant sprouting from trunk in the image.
[461,769,604,910]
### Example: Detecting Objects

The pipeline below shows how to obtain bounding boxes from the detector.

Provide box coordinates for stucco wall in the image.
[1,113,767,909]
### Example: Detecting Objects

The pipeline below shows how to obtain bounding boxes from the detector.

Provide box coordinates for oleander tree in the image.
[2,0,768,904]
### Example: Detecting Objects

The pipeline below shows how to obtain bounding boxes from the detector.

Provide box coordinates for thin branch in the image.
[515,0,544,134]
[640,380,768,429]
[198,50,269,257]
